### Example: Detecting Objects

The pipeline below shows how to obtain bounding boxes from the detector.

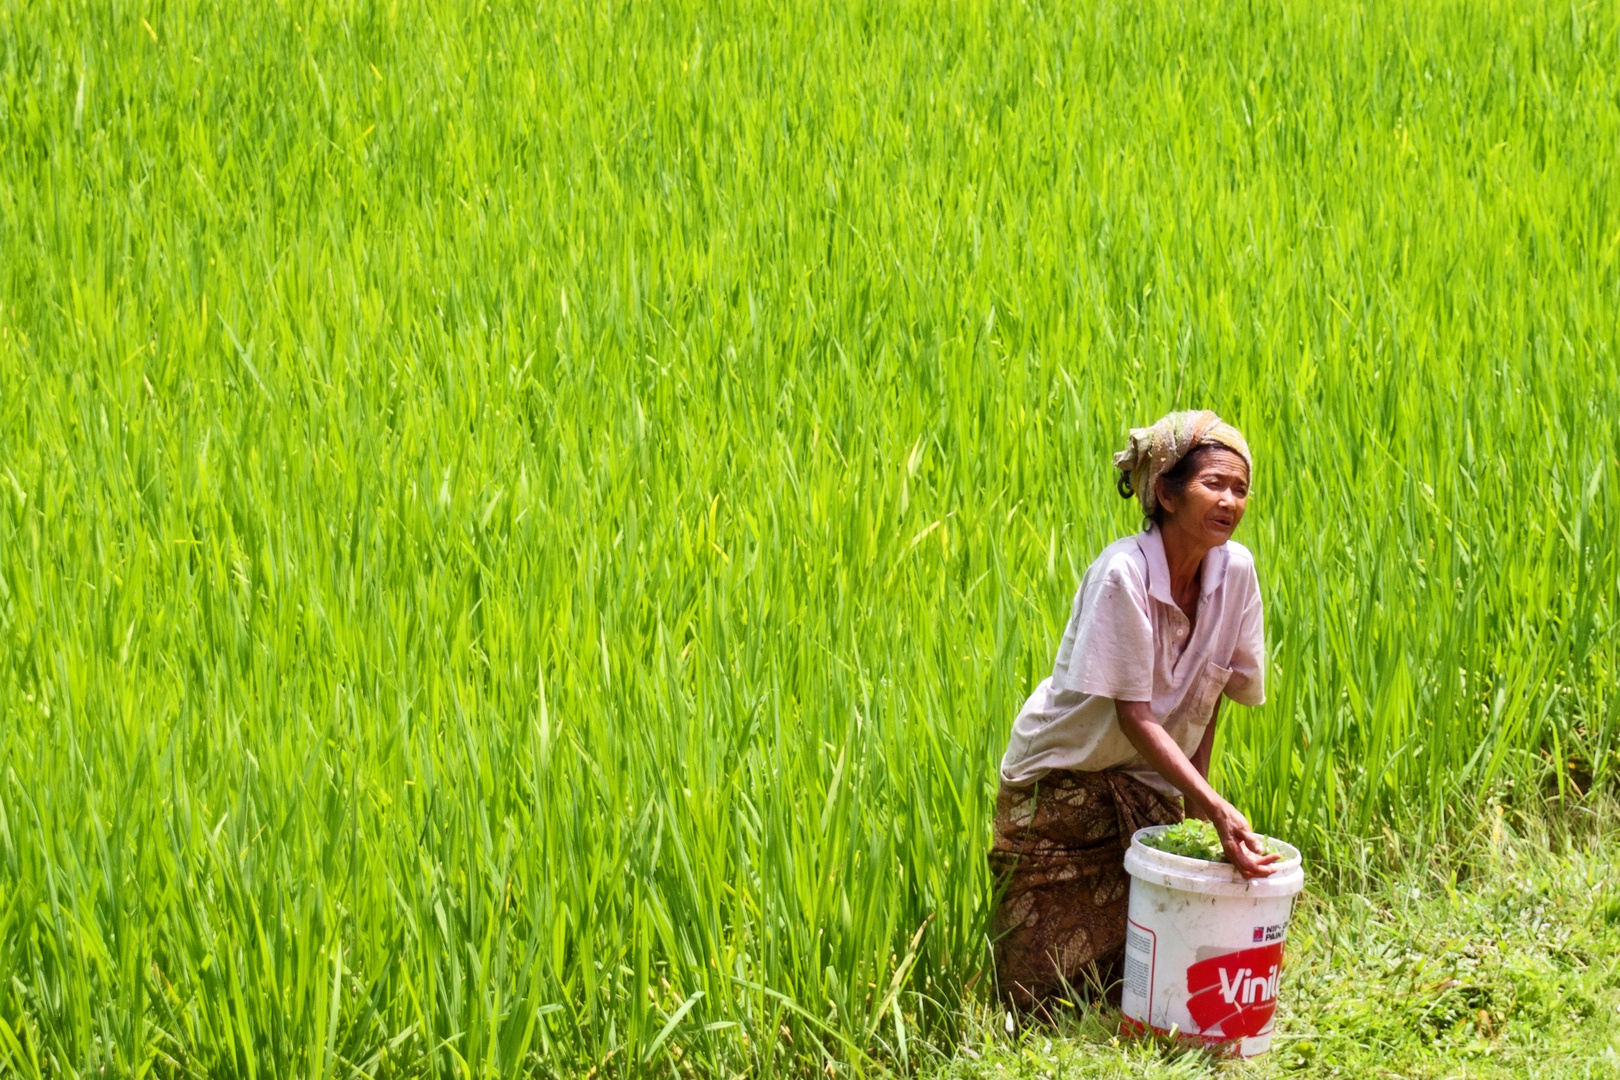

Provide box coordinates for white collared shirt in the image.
[999,528,1266,796]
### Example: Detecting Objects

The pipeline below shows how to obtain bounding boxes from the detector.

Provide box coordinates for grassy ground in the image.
[942,808,1620,1079]
[2,0,1619,1074]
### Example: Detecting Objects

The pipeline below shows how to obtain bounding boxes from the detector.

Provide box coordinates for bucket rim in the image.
[1125,825,1305,897]
[1129,824,1303,870]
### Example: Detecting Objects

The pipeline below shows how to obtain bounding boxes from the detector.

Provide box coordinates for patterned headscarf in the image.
[1113,410,1252,517]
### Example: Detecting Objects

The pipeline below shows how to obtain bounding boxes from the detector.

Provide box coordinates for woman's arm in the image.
[1115,699,1277,878]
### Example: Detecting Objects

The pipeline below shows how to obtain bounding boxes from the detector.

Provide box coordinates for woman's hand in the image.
[1190,799,1279,879]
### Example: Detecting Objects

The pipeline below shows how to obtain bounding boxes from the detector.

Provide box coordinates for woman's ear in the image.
[1154,476,1175,515]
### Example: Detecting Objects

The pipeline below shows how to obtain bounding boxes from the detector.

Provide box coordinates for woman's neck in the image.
[1158,524,1213,619]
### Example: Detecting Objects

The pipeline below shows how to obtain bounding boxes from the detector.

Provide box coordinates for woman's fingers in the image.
[1229,845,1277,878]
[1207,804,1280,877]
[1225,831,1279,878]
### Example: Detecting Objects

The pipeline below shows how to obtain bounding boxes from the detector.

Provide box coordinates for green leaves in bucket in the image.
[1140,819,1281,863]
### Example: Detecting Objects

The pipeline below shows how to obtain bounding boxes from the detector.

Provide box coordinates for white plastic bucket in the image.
[1120,825,1305,1057]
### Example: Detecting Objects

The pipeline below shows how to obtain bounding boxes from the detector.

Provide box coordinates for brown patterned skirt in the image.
[987,769,1183,1009]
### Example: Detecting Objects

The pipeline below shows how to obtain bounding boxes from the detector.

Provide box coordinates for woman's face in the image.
[1158,449,1250,548]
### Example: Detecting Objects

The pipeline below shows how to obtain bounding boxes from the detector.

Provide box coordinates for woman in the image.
[988,410,1277,1011]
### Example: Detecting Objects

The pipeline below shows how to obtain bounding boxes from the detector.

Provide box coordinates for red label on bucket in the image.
[1185,943,1284,1039]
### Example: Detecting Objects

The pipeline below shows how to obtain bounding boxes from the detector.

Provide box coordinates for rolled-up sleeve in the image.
[1053,562,1154,701]
[1224,580,1266,706]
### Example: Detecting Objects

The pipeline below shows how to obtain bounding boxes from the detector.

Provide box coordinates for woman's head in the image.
[1113,410,1252,539]
[1151,444,1250,544]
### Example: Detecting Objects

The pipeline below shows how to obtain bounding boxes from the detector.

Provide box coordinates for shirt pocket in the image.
[1177,661,1234,727]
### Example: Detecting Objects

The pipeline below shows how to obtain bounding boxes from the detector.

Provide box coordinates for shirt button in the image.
[1176,627,1185,637]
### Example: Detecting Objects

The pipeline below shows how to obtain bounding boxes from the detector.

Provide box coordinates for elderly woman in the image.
[988,411,1277,1010]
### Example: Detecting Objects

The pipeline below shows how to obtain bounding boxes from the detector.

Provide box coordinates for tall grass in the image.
[1,0,1616,1074]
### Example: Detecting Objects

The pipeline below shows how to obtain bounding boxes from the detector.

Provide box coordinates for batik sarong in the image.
[987,769,1183,1009]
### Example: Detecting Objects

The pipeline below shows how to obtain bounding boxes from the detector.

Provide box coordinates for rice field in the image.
[1,0,1617,1075]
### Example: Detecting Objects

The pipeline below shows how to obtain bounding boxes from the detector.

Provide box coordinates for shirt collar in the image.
[1137,527,1230,607]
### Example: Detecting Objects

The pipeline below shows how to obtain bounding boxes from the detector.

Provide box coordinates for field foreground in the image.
[947,809,1620,1080]
[3,0,1619,1075]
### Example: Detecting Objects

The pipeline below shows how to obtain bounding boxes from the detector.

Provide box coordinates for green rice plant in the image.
[0,0,1616,1075]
